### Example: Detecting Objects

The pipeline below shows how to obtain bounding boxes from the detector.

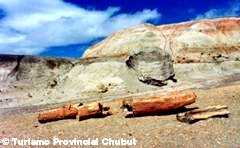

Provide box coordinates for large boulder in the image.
[125,49,175,86]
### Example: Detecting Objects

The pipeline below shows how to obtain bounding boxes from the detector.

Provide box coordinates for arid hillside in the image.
[84,17,240,63]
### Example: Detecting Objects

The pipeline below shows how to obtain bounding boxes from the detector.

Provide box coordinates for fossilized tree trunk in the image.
[122,91,196,117]
[177,105,229,123]
[38,104,78,123]
[38,102,111,123]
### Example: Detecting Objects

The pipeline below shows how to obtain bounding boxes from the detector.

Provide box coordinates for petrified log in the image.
[176,105,229,123]
[122,91,196,117]
[38,104,78,123]
[77,102,104,120]
[38,102,111,123]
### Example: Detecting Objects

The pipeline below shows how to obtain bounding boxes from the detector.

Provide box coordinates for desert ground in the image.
[0,83,240,147]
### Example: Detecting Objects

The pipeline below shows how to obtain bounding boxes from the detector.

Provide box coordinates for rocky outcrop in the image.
[0,54,73,85]
[83,17,240,63]
[0,54,74,109]
[125,50,176,86]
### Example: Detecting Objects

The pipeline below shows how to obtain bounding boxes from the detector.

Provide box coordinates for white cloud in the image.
[195,1,240,20]
[0,0,161,55]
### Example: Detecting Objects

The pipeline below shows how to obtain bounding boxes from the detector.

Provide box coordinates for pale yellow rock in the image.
[83,17,240,63]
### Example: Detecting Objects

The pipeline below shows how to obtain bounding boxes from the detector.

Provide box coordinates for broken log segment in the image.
[122,91,196,117]
[38,102,111,123]
[176,105,230,123]
[38,104,78,123]
[77,102,110,120]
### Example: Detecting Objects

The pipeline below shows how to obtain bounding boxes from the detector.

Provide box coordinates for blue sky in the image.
[0,0,239,58]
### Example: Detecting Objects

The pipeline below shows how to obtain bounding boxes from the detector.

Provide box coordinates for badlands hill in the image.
[84,17,240,63]
[0,17,240,147]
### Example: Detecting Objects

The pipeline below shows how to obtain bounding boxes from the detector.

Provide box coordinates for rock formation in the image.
[84,17,240,63]
[0,17,240,115]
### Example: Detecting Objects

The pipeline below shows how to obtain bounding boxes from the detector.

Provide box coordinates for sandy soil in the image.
[0,84,239,147]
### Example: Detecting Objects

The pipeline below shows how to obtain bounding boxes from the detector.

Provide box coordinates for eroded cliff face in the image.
[0,17,240,115]
[0,55,74,109]
[0,55,73,84]
[83,17,240,63]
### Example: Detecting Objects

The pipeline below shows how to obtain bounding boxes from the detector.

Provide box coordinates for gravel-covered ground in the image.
[0,84,239,147]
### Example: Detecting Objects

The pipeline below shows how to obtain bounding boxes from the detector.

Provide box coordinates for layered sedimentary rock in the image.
[125,50,176,86]
[0,54,73,84]
[84,17,240,63]
[0,54,74,109]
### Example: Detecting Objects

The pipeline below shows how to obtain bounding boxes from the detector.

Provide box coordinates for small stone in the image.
[48,79,57,88]
[96,84,108,93]
[28,93,33,97]
[33,122,39,128]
